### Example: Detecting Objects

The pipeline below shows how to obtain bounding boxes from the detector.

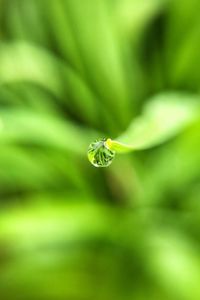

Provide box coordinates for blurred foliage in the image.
[0,0,200,299]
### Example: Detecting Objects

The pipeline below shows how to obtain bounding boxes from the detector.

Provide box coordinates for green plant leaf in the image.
[113,0,166,40]
[0,42,102,126]
[114,92,199,151]
[88,93,199,167]
[0,108,100,155]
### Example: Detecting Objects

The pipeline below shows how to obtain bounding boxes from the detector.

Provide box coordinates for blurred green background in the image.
[0,0,200,299]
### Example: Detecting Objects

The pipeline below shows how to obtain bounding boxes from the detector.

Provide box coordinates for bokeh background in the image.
[0,0,200,299]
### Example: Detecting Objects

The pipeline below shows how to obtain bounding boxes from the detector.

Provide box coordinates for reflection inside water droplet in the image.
[87,138,115,167]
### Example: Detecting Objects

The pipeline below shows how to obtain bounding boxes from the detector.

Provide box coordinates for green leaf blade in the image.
[117,93,199,150]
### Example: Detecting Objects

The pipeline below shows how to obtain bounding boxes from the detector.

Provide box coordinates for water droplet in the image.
[87,138,115,167]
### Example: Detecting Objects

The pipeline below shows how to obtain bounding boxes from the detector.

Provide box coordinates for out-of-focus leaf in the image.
[118,93,199,150]
[139,118,200,206]
[0,146,93,195]
[165,0,200,88]
[149,229,200,300]
[0,42,101,126]
[44,0,84,72]
[0,108,99,155]
[5,0,49,46]
[113,0,166,40]
[61,0,133,130]
[0,42,62,95]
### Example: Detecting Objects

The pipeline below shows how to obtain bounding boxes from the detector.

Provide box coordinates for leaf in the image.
[118,93,199,150]
[62,0,132,129]
[0,108,100,155]
[150,229,200,300]
[113,0,166,40]
[165,0,200,88]
[0,146,92,194]
[0,42,101,126]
